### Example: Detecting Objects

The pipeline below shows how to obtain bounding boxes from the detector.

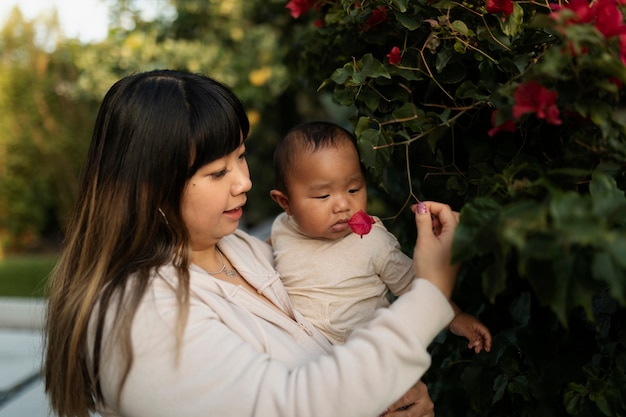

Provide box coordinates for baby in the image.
[270,121,492,350]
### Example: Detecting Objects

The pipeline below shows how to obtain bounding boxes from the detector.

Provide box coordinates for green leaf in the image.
[332,86,356,106]
[438,108,451,124]
[606,233,626,269]
[357,88,381,112]
[590,172,626,218]
[329,63,354,85]
[354,116,371,138]
[592,252,625,304]
[435,46,455,73]
[392,102,424,132]
[492,374,508,403]
[453,198,502,261]
[455,80,489,100]
[353,54,390,84]
[396,13,420,30]
[394,67,423,81]
[550,192,605,244]
[500,200,546,249]
[392,0,409,12]
[451,20,470,36]
[564,384,585,414]
[356,127,392,179]
[549,254,577,324]
[426,125,449,153]
[500,3,524,37]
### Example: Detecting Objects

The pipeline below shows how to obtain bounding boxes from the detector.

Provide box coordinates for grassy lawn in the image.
[0,254,58,298]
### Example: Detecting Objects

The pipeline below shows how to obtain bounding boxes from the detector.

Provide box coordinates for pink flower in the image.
[594,0,626,38]
[488,110,516,136]
[512,82,562,125]
[361,6,387,31]
[551,0,594,24]
[348,210,375,238]
[286,0,316,19]
[386,46,402,65]
[486,0,514,16]
[551,0,626,38]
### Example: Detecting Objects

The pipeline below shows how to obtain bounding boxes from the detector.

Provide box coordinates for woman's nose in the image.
[232,160,252,195]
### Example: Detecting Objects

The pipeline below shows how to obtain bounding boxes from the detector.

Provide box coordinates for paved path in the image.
[0,297,50,417]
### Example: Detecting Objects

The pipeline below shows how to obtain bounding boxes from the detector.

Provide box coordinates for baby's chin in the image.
[320,228,353,241]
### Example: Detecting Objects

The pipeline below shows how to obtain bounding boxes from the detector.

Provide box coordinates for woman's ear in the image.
[270,190,292,215]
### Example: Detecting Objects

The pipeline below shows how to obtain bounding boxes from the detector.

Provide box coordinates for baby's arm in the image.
[448,301,492,353]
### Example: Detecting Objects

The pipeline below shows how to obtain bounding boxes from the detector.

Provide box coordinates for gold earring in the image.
[158,208,169,225]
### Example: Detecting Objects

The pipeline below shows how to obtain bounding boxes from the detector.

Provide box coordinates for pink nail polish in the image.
[417,202,427,214]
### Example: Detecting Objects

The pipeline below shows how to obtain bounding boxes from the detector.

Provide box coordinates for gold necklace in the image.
[206,247,237,277]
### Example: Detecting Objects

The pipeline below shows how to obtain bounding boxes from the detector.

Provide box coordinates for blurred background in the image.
[0,0,341,297]
[2,2,626,416]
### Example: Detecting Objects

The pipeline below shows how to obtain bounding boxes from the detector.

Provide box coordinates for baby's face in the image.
[286,142,368,240]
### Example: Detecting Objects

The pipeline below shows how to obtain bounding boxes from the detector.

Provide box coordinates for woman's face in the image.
[181,139,251,251]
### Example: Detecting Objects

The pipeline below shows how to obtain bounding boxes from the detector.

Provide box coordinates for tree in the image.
[0,7,94,253]
[283,0,626,415]
[0,0,302,252]
[69,0,306,226]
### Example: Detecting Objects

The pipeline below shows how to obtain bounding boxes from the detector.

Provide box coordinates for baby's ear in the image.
[270,190,292,215]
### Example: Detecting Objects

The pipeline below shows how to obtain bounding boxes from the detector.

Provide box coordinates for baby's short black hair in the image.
[273,121,361,193]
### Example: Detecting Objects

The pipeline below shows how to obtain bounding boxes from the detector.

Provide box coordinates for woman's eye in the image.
[211,169,228,179]
[239,151,247,160]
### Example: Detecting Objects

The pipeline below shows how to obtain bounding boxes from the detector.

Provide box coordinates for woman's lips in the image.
[224,205,244,220]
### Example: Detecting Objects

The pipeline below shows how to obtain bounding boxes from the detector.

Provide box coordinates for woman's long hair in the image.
[44,69,249,417]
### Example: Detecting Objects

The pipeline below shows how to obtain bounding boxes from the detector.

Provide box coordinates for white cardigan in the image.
[93,229,454,417]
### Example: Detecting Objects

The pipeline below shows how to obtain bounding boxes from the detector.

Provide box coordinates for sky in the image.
[0,0,110,42]
[0,0,172,44]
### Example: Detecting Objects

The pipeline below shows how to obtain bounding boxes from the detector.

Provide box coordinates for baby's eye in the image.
[314,194,330,199]
[349,188,361,194]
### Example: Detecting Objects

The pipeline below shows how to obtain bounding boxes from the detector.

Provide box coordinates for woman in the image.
[44,69,459,417]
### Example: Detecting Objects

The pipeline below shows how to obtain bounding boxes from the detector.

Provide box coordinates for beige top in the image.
[271,213,415,344]
[91,229,454,417]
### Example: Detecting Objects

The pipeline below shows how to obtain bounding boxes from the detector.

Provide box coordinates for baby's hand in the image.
[449,313,492,353]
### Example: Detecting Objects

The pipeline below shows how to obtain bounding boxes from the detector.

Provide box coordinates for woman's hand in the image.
[380,380,435,417]
[411,201,460,299]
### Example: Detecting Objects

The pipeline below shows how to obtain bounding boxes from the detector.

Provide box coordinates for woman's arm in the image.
[96,280,452,417]
[96,202,458,417]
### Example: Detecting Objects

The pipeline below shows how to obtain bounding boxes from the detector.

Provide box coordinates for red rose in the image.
[486,0,514,16]
[386,46,402,65]
[348,210,376,238]
[512,81,562,125]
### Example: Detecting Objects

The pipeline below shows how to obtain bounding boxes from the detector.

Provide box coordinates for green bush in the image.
[284,0,626,415]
